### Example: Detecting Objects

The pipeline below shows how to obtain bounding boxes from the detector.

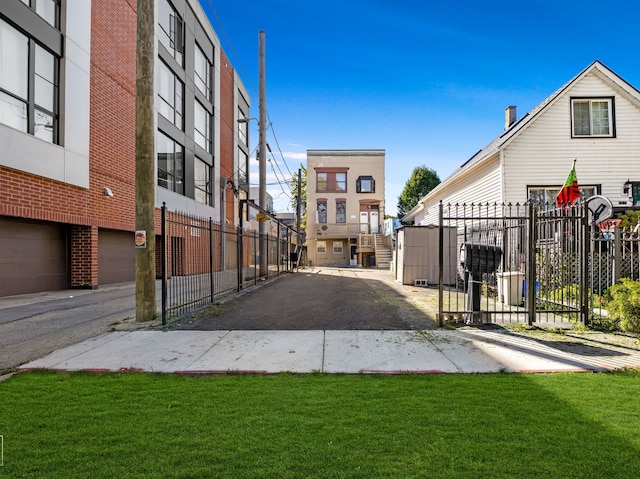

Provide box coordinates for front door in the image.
[360,212,368,233]
[370,211,379,234]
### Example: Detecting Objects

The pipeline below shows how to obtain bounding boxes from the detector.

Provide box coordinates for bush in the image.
[605,278,640,333]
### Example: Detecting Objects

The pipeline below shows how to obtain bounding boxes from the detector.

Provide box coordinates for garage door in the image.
[0,219,69,297]
[98,230,135,284]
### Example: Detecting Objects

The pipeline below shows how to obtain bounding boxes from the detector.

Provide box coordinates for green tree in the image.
[289,165,307,230]
[397,165,441,219]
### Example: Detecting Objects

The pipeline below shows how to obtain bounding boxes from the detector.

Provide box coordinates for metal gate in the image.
[438,202,588,327]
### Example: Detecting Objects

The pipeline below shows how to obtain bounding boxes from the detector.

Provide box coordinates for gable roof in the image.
[402,60,640,221]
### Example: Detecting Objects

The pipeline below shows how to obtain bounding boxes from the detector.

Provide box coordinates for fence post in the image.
[209,218,214,302]
[581,206,590,326]
[526,202,536,326]
[612,225,622,287]
[438,201,444,327]
[161,203,167,327]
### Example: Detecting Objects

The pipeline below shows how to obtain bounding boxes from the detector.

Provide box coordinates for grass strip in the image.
[1,370,639,478]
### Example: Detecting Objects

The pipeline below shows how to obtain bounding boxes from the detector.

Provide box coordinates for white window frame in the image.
[528,185,598,210]
[571,98,614,138]
[316,241,327,254]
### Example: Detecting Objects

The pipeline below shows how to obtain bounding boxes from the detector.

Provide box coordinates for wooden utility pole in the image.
[135,0,156,321]
[258,30,268,277]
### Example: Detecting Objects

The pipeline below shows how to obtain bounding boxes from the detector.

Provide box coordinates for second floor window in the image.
[571,98,614,137]
[316,170,347,192]
[356,176,375,193]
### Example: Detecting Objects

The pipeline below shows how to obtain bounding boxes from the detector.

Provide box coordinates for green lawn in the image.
[1,371,639,478]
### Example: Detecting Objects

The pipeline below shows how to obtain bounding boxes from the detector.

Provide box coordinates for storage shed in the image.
[395,225,457,286]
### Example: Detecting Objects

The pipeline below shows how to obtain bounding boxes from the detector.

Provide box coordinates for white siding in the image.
[503,72,640,207]
[414,158,503,224]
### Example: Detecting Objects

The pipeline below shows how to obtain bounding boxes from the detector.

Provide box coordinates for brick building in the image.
[0,0,250,296]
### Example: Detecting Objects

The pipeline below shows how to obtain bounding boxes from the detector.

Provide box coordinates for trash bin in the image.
[497,271,524,306]
[460,243,503,322]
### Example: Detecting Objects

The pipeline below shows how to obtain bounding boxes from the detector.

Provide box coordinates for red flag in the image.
[555,164,580,207]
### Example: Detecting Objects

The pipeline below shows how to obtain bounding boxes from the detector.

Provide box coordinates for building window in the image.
[194,44,211,100]
[333,241,343,254]
[316,170,347,192]
[238,108,248,145]
[336,201,346,223]
[528,185,598,209]
[157,130,184,194]
[194,100,211,152]
[571,98,614,137]
[158,0,183,65]
[158,60,183,129]
[317,201,327,224]
[238,147,248,189]
[21,0,60,28]
[0,20,59,143]
[194,157,211,206]
[316,241,327,254]
[356,176,375,193]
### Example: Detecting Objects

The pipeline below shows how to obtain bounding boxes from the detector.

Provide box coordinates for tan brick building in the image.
[306,150,388,268]
[0,0,250,296]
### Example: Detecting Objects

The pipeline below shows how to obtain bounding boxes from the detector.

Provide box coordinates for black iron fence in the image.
[437,201,633,328]
[159,204,304,324]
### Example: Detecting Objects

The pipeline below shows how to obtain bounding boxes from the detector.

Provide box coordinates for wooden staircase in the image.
[374,234,392,269]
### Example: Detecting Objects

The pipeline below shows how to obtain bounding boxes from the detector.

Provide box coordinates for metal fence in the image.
[159,205,304,323]
[437,201,618,327]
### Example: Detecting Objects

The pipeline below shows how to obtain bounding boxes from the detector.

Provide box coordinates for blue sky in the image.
[200,0,640,215]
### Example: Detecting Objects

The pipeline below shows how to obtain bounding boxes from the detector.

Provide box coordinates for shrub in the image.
[605,278,640,334]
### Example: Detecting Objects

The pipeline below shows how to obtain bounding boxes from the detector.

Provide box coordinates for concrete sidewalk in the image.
[19,329,640,374]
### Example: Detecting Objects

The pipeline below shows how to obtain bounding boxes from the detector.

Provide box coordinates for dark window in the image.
[157,130,184,194]
[356,176,375,193]
[317,201,327,224]
[336,201,346,223]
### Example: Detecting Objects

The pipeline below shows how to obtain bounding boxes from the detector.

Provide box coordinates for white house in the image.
[403,61,640,225]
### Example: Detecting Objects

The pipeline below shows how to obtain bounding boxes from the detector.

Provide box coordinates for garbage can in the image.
[460,243,503,322]
[497,271,524,306]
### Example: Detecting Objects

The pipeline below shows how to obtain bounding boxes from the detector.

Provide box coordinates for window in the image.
[571,98,614,137]
[158,0,183,64]
[157,130,184,194]
[238,146,248,188]
[21,0,60,28]
[316,241,327,254]
[356,176,375,193]
[194,44,211,99]
[0,19,58,143]
[238,108,248,145]
[529,185,598,209]
[317,201,327,224]
[194,101,210,152]
[316,169,347,192]
[333,241,343,254]
[336,200,346,223]
[158,60,183,129]
[194,158,211,205]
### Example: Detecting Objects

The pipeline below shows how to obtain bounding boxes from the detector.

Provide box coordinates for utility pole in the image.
[296,167,302,250]
[135,0,156,321]
[258,30,268,277]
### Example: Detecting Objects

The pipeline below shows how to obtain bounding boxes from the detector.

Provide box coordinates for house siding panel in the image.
[503,72,640,207]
